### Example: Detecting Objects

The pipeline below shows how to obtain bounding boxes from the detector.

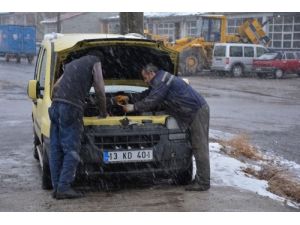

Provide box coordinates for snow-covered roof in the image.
[40,12,86,24]
[105,12,207,20]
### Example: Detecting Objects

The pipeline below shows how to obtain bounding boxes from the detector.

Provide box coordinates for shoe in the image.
[185,182,210,191]
[56,188,84,200]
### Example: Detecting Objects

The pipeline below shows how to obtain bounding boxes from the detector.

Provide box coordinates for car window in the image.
[244,46,254,57]
[229,46,243,57]
[38,49,47,97]
[256,47,266,57]
[295,52,300,59]
[285,52,295,59]
[34,47,42,80]
[214,46,226,57]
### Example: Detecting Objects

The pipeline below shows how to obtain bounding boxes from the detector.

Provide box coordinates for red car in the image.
[253,52,300,79]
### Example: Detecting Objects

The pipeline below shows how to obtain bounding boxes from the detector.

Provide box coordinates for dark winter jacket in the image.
[52,55,100,110]
[133,70,207,129]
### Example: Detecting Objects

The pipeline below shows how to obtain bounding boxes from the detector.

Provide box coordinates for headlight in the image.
[166,116,180,129]
[166,117,186,140]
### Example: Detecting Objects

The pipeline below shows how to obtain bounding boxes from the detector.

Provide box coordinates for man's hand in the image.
[114,95,129,105]
[122,104,134,113]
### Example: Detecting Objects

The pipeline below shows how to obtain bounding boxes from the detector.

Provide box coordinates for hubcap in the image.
[233,66,242,77]
[275,70,283,78]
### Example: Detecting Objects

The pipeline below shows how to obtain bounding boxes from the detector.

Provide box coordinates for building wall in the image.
[60,12,117,33]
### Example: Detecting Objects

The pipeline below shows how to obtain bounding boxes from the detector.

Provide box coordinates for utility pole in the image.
[119,12,144,35]
[57,13,61,33]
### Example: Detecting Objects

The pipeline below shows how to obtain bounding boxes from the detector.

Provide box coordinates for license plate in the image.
[256,68,261,71]
[103,149,153,163]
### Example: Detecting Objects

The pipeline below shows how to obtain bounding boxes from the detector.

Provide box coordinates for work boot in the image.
[56,188,84,200]
[185,181,210,191]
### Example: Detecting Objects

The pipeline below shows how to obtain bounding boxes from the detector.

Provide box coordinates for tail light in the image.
[225,58,229,64]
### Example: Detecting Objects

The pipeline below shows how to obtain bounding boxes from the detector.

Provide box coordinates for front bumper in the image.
[77,123,192,178]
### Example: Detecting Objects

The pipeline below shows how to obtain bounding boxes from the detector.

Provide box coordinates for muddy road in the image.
[0,60,298,211]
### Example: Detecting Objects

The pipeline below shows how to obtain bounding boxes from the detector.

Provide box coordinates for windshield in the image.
[258,53,280,60]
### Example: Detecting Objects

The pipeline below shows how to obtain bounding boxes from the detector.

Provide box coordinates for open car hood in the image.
[57,38,178,80]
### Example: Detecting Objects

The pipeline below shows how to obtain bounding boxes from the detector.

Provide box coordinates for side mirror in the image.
[27,80,38,100]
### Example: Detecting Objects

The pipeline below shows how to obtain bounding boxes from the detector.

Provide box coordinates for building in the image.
[40,12,118,34]
[3,12,299,51]
[104,12,300,51]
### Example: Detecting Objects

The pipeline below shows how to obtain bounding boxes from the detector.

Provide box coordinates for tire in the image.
[179,48,204,76]
[173,161,193,185]
[231,64,243,77]
[41,143,53,190]
[274,69,284,79]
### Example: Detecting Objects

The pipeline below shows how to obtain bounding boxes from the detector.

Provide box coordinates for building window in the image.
[157,22,175,42]
[283,41,291,48]
[186,21,197,37]
[145,23,154,33]
[293,41,300,48]
[268,14,300,49]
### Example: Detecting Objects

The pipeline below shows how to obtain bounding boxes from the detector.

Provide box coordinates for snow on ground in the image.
[199,142,300,209]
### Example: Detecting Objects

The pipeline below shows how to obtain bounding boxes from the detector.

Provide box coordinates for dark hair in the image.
[142,63,159,73]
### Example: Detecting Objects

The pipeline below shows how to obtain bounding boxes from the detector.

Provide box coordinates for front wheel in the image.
[179,48,204,76]
[274,69,284,79]
[231,64,243,77]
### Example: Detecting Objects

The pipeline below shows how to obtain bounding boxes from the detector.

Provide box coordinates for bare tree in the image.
[119,12,144,35]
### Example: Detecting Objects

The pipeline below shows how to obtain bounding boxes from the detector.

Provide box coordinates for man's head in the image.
[141,63,159,85]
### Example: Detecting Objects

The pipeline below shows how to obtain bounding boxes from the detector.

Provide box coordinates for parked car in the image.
[211,43,268,77]
[253,51,300,79]
[27,33,193,190]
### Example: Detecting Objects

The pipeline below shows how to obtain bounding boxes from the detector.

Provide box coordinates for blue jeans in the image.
[48,101,83,192]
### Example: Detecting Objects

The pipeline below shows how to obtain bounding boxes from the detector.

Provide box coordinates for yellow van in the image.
[27,33,193,189]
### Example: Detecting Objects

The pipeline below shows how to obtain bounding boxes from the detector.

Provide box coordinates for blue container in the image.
[0,25,36,63]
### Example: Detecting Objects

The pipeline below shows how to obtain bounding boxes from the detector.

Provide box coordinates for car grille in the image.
[94,134,160,149]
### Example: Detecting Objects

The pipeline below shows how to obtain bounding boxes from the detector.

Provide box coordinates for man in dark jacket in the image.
[116,63,210,191]
[49,53,107,199]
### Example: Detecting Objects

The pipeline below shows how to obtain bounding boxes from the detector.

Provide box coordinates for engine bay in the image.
[84,89,166,117]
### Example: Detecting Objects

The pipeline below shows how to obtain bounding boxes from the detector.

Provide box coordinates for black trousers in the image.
[188,105,210,186]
